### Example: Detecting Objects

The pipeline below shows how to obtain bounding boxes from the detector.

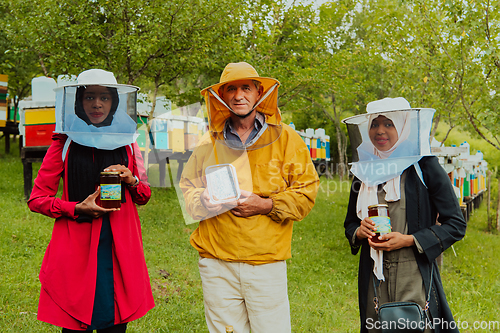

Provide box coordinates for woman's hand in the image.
[368,232,415,251]
[356,217,377,240]
[75,187,119,218]
[104,164,136,186]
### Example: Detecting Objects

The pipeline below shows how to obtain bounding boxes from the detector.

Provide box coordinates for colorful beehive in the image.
[0,74,8,127]
[19,102,56,147]
[19,77,57,147]
[294,125,331,162]
[184,116,203,150]
[150,118,168,149]
[315,128,326,160]
[325,135,331,160]
[137,124,154,149]
[169,115,186,152]
[305,128,314,157]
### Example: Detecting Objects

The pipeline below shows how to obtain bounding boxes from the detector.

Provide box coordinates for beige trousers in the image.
[198,257,291,333]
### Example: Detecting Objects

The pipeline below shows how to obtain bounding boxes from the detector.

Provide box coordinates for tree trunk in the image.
[38,54,48,76]
[331,94,348,180]
[429,113,440,142]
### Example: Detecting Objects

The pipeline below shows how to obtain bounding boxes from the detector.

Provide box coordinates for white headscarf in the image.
[356,111,411,220]
[368,112,411,159]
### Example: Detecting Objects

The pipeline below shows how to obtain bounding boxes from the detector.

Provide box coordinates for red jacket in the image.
[28,134,154,330]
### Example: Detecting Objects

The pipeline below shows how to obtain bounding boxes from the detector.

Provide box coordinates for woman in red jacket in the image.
[28,69,154,332]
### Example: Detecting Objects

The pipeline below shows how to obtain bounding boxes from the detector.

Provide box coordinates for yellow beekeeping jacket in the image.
[180,123,319,264]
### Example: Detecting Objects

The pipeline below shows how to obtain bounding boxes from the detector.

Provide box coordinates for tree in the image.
[353,0,500,148]
[0,0,41,114]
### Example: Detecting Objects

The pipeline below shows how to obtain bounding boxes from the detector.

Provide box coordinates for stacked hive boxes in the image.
[0,74,7,127]
[460,157,487,199]
[185,116,204,150]
[168,115,186,152]
[137,96,172,149]
[19,77,57,147]
[432,142,487,205]
[137,115,153,149]
[305,128,315,158]
[295,125,330,162]
[148,114,207,152]
[150,118,168,149]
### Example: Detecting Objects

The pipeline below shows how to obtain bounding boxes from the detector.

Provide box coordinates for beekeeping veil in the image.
[54,69,139,150]
[342,97,435,188]
[200,62,282,151]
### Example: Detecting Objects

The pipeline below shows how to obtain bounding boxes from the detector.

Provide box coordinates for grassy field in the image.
[0,138,499,332]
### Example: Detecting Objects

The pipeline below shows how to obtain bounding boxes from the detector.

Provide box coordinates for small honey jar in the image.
[100,171,121,208]
[368,204,391,241]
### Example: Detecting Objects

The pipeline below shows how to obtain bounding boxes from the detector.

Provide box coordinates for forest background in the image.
[1,0,500,172]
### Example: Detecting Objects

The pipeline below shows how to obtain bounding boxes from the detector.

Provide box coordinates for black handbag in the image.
[373,266,434,333]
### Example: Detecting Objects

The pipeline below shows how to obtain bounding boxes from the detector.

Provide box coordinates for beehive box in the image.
[23,107,56,147]
[150,118,169,150]
[184,116,204,150]
[0,74,7,127]
[136,113,154,149]
[168,116,185,152]
[19,100,56,147]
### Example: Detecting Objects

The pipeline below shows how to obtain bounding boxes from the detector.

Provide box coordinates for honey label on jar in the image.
[372,216,392,234]
[101,184,121,201]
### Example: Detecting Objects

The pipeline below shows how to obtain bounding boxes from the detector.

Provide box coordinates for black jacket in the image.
[344,156,467,333]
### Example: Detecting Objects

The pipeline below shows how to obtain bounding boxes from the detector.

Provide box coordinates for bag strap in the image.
[373,264,434,314]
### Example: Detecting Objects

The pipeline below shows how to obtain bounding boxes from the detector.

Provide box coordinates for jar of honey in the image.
[368,204,391,241]
[100,171,121,208]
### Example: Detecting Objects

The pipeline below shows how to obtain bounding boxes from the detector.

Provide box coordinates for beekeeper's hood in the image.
[201,62,282,150]
[54,69,139,150]
[342,97,435,187]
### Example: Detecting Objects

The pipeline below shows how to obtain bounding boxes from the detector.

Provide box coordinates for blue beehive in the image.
[151,118,169,149]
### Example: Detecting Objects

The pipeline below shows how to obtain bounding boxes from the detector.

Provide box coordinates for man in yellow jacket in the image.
[180,62,319,332]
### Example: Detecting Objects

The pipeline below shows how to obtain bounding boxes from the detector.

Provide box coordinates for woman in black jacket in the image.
[343,97,467,333]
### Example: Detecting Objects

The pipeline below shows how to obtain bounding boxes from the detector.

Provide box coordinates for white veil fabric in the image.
[54,69,139,150]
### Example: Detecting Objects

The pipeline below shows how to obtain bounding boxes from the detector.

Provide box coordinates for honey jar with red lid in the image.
[368,204,391,241]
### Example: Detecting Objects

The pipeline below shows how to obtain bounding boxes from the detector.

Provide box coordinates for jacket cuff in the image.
[266,196,281,223]
[65,201,79,219]
[351,227,363,247]
[413,235,425,253]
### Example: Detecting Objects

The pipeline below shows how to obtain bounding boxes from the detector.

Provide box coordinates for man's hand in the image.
[75,187,119,218]
[368,232,415,251]
[230,190,272,218]
[200,188,225,213]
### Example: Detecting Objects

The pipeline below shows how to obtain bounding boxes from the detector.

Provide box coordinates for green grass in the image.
[0,136,499,332]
